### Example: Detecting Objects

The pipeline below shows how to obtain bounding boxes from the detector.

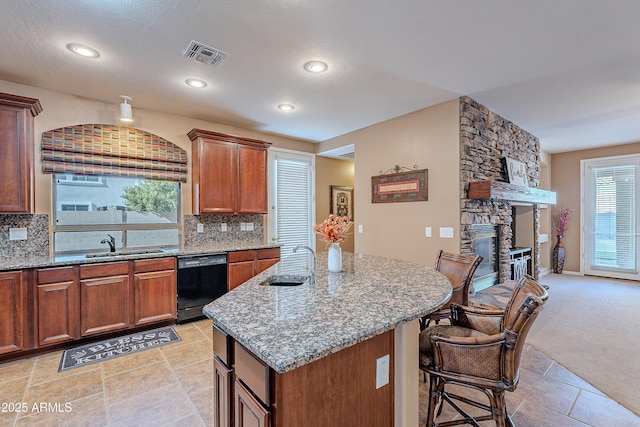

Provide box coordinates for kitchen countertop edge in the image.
[0,243,280,270]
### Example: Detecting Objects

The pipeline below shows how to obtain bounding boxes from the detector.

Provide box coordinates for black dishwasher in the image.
[177,254,227,324]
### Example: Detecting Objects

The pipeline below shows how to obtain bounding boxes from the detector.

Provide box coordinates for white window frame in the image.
[580,153,640,280]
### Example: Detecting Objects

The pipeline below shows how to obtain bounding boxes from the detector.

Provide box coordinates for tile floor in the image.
[0,319,638,426]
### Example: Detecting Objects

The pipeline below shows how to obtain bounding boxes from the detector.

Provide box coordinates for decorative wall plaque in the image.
[371,168,428,203]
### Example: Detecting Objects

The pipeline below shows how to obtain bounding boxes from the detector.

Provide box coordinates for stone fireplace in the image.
[459,97,542,285]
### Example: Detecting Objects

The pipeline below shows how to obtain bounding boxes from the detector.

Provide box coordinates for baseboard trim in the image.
[539,267,551,278]
[558,270,581,276]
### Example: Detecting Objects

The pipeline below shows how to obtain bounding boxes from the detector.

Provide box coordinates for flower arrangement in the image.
[553,207,573,237]
[314,214,353,244]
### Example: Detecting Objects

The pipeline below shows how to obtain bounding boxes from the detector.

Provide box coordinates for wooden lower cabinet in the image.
[228,248,280,291]
[28,258,177,352]
[235,380,270,427]
[214,356,233,427]
[80,262,129,337]
[133,258,177,325]
[213,326,394,427]
[0,271,26,354]
[36,266,79,347]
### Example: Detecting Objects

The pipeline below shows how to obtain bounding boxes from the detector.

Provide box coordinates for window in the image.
[582,155,639,280]
[53,174,180,254]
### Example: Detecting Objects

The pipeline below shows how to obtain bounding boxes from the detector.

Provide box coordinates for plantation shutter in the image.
[268,149,315,271]
[583,155,639,279]
[41,124,188,182]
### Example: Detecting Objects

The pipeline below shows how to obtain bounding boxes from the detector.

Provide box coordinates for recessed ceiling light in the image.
[277,104,295,112]
[67,43,100,58]
[304,60,328,73]
[186,78,208,88]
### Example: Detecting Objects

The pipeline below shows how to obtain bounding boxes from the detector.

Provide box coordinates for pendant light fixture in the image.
[119,95,133,122]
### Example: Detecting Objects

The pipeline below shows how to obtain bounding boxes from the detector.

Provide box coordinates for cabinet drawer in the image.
[213,324,233,366]
[37,266,75,284]
[234,342,270,406]
[257,247,280,260]
[80,262,128,279]
[134,257,175,273]
[228,250,256,263]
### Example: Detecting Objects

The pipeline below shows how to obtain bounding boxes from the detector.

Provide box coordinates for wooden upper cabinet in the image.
[188,129,271,214]
[0,93,42,213]
[237,144,268,213]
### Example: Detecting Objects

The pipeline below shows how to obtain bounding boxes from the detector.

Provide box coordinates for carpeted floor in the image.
[474,273,640,417]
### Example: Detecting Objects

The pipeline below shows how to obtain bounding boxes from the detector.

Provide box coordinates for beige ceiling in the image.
[2,0,640,154]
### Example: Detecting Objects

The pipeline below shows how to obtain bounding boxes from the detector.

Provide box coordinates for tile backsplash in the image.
[184,214,265,247]
[0,214,49,258]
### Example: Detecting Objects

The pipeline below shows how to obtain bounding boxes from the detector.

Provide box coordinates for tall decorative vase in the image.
[328,242,342,273]
[552,235,566,274]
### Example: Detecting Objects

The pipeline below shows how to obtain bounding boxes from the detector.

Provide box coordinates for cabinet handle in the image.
[271,237,278,242]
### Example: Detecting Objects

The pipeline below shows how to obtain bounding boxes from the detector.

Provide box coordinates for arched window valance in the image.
[41,124,188,182]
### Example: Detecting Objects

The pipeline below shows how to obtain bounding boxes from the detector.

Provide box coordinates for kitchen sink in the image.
[85,249,164,258]
[259,274,309,287]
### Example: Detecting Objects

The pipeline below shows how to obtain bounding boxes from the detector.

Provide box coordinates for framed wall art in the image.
[330,185,354,218]
[371,168,428,203]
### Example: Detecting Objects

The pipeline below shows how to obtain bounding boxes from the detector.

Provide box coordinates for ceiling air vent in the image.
[182,40,228,66]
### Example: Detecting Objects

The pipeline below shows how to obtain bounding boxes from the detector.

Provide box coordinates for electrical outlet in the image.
[376,354,390,389]
[9,228,27,240]
[246,222,254,231]
[358,224,364,233]
[439,227,454,238]
[425,227,432,237]
[196,223,204,233]
[220,223,227,232]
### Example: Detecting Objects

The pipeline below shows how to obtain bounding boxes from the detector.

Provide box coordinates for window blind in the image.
[591,164,636,270]
[271,152,314,272]
[41,124,188,182]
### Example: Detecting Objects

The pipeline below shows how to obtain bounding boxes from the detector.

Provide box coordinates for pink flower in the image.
[314,215,353,244]
[553,207,573,237]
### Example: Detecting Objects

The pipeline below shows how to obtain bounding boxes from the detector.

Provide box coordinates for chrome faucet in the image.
[101,234,116,252]
[293,245,316,283]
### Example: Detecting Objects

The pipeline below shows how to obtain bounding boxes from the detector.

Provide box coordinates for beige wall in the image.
[551,141,640,272]
[314,156,355,252]
[319,99,461,266]
[539,151,552,273]
[0,80,315,217]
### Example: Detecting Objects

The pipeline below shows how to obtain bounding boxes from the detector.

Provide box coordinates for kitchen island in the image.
[204,252,451,427]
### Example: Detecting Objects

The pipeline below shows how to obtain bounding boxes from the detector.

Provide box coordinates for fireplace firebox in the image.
[471,224,499,292]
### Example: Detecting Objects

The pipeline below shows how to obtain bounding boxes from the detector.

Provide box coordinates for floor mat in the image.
[59,326,181,371]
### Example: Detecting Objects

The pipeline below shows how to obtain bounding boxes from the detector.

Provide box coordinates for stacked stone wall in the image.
[459,97,541,282]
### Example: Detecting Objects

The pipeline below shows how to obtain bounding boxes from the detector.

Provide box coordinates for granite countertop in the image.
[0,242,280,270]
[204,252,452,373]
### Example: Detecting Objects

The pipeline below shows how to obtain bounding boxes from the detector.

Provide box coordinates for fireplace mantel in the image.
[467,181,556,205]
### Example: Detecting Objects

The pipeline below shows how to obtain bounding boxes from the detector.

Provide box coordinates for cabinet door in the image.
[234,380,270,427]
[228,261,255,291]
[37,281,79,346]
[214,355,233,427]
[134,269,177,325]
[195,138,237,214]
[0,104,32,213]
[0,271,25,354]
[237,144,268,213]
[80,275,129,336]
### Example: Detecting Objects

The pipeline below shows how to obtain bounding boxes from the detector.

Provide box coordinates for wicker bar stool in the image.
[419,275,548,427]
[421,251,482,330]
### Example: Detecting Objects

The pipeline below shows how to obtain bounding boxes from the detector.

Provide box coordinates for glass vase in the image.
[328,242,342,273]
